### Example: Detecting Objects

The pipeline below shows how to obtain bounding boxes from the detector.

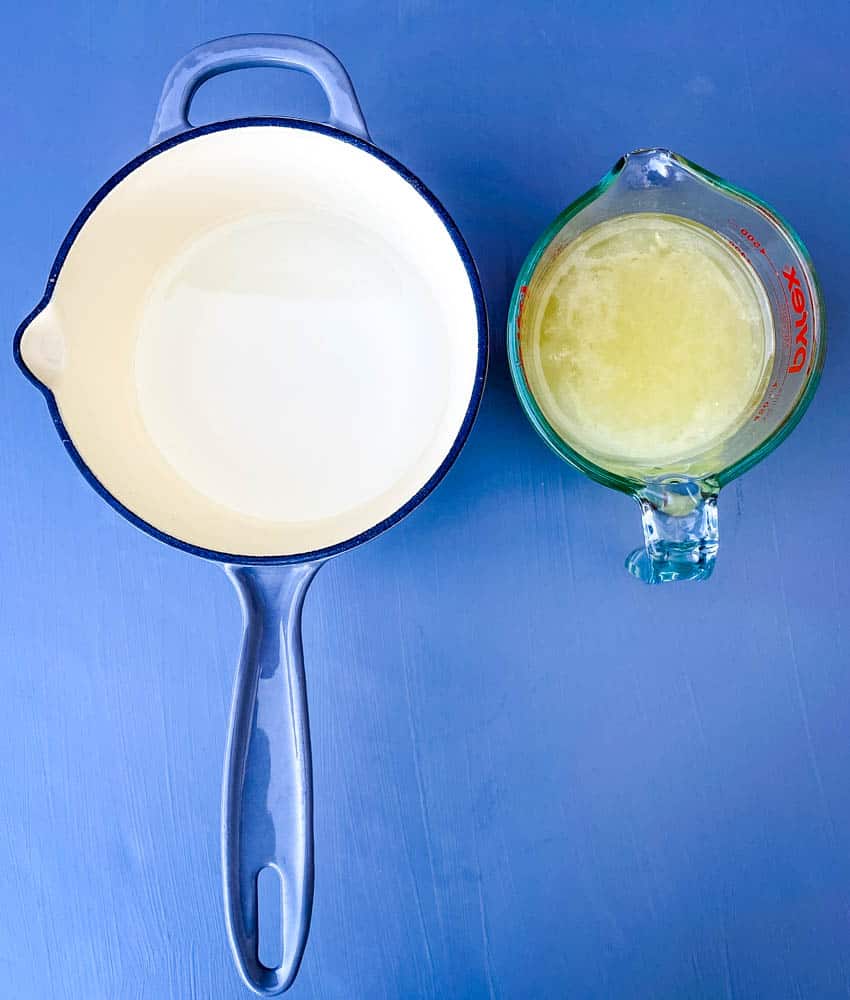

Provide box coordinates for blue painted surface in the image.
[2,2,849,997]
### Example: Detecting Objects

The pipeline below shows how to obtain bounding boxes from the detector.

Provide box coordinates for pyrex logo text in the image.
[784,266,809,374]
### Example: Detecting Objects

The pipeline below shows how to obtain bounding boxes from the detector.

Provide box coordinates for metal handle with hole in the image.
[149,33,370,145]
[223,563,324,995]
[147,35,370,995]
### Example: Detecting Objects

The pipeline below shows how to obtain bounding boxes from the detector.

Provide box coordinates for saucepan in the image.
[15,34,487,995]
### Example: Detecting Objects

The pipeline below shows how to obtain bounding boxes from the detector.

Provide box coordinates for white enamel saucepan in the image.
[15,35,487,995]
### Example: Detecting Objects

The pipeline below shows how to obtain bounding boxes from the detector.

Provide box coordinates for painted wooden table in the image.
[2,2,849,997]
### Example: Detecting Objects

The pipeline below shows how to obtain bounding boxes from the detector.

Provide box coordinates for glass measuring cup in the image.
[508,148,825,583]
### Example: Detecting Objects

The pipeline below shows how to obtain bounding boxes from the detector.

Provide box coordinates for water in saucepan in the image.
[135,210,450,525]
[521,213,774,469]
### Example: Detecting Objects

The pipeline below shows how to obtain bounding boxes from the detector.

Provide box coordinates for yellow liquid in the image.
[522,213,773,469]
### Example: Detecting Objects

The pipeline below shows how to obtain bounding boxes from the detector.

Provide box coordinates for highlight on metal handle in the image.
[150,33,370,145]
[222,561,324,995]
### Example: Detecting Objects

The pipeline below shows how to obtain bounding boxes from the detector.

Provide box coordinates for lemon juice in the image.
[521,213,773,469]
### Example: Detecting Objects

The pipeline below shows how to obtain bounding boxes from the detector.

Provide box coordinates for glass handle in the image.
[626,480,719,584]
[149,33,370,146]
[222,561,324,995]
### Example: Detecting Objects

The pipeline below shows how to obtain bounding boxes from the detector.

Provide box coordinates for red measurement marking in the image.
[726,239,759,275]
[516,284,529,330]
[733,212,816,384]
[752,382,782,423]
[726,238,750,263]
[516,285,529,376]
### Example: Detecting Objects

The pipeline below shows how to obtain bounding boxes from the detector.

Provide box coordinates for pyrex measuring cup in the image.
[15,35,486,994]
[509,148,824,583]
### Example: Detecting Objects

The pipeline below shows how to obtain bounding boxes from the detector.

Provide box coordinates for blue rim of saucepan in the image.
[14,117,489,565]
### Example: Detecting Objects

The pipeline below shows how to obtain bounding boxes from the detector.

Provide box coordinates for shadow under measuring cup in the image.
[15,34,487,996]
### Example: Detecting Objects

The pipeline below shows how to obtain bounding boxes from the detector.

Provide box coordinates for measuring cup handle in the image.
[222,561,324,996]
[149,33,370,145]
[626,481,719,584]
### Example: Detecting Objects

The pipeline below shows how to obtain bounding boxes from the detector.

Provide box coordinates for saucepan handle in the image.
[150,33,370,145]
[222,561,324,995]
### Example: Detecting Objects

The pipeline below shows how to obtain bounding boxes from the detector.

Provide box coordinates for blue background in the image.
[2,2,849,997]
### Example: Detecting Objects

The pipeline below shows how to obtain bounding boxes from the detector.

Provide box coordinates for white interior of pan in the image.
[20,126,481,556]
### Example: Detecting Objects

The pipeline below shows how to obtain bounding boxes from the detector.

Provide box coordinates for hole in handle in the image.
[188,66,330,129]
[257,864,284,971]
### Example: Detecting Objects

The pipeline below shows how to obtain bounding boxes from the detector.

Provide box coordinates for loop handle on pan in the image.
[151,35,368,995]
[150,33,370,145]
